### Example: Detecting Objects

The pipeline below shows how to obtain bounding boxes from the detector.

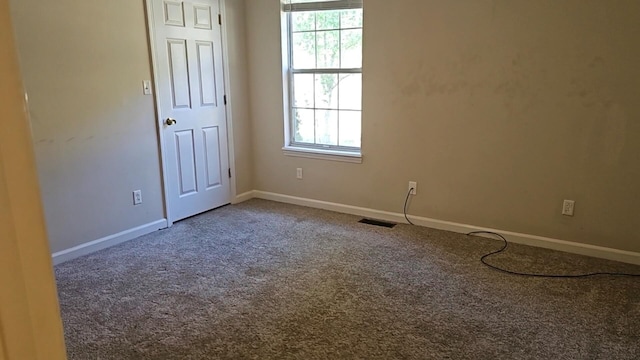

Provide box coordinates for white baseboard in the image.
[51,192,640,266]
[52,219,167,265]
[251,191,640,266]
[233,190,255,204]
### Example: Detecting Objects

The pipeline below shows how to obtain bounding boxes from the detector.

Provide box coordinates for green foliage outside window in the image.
[289,8,362,147]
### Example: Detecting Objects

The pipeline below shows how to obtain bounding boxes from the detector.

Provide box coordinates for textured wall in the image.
[245,0,640,252]
[10,0,165,253]
[10,0,252,253]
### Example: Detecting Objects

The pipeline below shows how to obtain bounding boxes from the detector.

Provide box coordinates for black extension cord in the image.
[467,231,640,278]
[403,187,415,225]
[402,189,640,278]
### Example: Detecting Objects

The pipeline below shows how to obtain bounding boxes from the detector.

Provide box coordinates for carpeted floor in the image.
[55,199,640,359]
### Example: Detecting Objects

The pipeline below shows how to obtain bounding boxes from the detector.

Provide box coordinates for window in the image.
[281,0,363,161]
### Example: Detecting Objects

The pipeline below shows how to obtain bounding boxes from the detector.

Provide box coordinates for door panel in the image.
[151,0,230,221]
[203,126,222,189]
[167,39,192,109]
[164,1,185,27]
[196,41,217,106]
[194,5,213,29]
[174,130,197,196]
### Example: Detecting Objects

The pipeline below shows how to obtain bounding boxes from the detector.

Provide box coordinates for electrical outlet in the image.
[562,199,574,216]
[296,168,303,180]
[408,181,417,195]
[133,190,142,205]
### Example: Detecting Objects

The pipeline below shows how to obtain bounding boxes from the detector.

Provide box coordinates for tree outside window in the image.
[286,6,363,150]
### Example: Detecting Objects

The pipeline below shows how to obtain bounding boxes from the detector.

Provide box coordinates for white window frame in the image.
[280,0,363,163]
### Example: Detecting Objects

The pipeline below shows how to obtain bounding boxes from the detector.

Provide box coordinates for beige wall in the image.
[7,0,638,259]
[246,0,640,252]
[9,0,252,253]
[0,0,67,356]
[225,0,254,194]
[10,0,165,253]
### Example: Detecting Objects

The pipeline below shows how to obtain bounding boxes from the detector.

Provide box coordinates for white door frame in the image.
[145,0,237,226]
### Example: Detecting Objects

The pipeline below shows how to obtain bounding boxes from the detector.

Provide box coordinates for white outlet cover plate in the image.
[562,200,574,216]
[133,190,143,205]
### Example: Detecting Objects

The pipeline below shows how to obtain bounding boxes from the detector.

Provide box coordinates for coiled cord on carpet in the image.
[402,189,640,278]
[466,231,640,278]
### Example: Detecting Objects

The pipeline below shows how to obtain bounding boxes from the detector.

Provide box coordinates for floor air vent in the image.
[358,218,396,228]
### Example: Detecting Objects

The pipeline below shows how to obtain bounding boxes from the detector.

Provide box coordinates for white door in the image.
[150,0,231,221]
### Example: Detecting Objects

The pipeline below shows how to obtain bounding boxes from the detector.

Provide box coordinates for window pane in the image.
[292,12,314,32]
[315,110,338,145]
[316,10,340,30]
[341,29,362,68]
[315,74,338,109]
[340,9,363,28]
[293,74,314,108]
[285,6,363,151]
[293,108,315,143]
[316,30,340,68]
[339,110,361,147]
[292,32,316,69]
[338,73,361,110]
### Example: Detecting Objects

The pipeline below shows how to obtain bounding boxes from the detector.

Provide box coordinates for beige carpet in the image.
[55,199,640,359]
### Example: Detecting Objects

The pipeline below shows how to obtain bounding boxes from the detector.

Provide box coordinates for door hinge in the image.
[218,14,222,25]
[223,95,227,105]
[228,168,231,178]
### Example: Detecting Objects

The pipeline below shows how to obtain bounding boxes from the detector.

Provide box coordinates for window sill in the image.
[282,146,362,164]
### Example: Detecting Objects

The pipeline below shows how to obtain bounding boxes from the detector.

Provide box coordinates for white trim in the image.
[145,0,173,226]
[283,0,363,12]
[281,9,293,153]
[233,190,255,204]
[282,146,362,163]
[281,6,363,158]
[219,0,238,204]
[251,191,640,266]
[52,219,167,265]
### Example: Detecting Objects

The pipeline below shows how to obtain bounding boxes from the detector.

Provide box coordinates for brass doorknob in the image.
[166,118,177,125]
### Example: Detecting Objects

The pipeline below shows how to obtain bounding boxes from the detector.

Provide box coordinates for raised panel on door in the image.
[196,41,217,107]
[193,4,212,29]
[174,130,197,196]
[202,126,222,189]
[164,1,185,27]
[166,39,192,109]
